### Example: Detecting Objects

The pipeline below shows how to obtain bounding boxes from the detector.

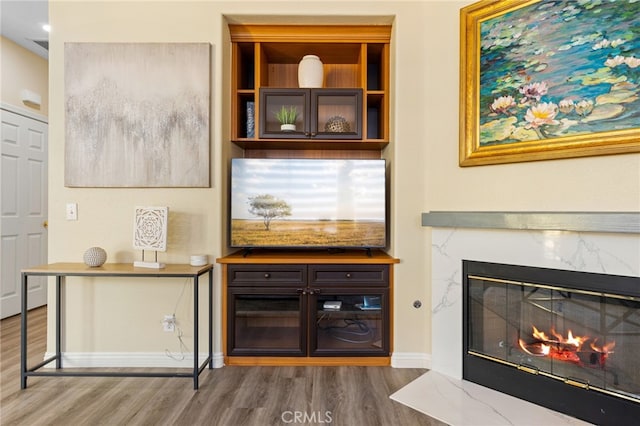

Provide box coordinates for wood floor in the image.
[1,307,446,425]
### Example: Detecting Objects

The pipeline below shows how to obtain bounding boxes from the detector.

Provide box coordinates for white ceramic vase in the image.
[298,55,323,88]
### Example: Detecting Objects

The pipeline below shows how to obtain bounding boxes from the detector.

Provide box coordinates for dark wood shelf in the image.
[230,138,389,151]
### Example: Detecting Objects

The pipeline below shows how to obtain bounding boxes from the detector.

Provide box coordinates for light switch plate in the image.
[66,203,78,220]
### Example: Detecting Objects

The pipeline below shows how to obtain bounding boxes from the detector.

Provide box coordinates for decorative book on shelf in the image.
[246,101,255,138]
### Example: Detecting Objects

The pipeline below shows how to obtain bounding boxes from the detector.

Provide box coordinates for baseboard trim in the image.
[43,351,225,369]
[224,356,390,366]
[391,352,432,369]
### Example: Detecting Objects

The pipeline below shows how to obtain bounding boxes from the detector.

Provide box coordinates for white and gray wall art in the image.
[64,43,210,187]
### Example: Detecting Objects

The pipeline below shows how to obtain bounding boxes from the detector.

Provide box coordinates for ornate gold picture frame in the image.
[460,0,640,166]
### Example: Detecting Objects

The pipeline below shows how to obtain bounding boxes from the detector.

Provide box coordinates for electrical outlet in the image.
[163,314,176,332]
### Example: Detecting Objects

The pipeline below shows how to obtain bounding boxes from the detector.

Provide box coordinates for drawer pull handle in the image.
[264,273,271,279]
[346,273,352,278]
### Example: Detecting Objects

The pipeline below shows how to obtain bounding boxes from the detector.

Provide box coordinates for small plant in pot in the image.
[275,106,298,131]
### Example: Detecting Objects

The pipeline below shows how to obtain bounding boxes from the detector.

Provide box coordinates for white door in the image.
[1,106,48,319]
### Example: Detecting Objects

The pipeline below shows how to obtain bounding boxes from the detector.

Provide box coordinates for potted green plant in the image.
[274,106,298,131]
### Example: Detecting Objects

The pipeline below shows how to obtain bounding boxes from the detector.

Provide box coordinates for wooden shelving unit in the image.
[229,24,391,154]
[222,24,395,366]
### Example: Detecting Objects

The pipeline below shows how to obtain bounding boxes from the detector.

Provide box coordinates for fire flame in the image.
[531,325,549,341]
[591,339,616,353]
[518,325,615,368]
[530,326,588,348]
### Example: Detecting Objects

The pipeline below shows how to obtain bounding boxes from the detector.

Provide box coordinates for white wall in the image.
[47,1,640,365]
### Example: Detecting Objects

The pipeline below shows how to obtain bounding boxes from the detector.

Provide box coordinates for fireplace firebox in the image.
[463,260,640,425]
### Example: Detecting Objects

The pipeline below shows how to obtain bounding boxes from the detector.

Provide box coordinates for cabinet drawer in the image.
[228,264,306,287]
[308,264,389,287]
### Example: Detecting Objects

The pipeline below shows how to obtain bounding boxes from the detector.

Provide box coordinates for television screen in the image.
[230,158,387,249]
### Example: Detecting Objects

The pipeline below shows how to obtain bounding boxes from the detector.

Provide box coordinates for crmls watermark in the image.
[281,410,333,424]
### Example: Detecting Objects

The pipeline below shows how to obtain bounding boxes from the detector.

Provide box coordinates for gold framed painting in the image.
[460,0,640,166]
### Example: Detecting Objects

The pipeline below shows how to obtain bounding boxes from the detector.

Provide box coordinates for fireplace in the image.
[463,260,640,424]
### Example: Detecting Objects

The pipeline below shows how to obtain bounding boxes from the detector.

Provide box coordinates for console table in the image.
[20,263,214,390]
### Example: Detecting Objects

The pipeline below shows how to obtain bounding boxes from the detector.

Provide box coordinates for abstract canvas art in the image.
[64,43,210,186]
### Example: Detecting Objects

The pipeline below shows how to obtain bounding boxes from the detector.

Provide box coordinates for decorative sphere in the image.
[325,115,350,133]
[83,247,107,267]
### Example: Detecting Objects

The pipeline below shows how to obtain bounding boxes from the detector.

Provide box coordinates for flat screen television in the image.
[230,158,387,250]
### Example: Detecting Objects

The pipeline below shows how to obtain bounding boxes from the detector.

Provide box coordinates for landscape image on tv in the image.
[230,158,386,248]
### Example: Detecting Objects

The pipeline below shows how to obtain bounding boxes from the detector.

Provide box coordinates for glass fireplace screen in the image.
[467,275,640,403]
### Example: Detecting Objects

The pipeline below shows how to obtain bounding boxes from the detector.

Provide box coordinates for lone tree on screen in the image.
[248,194,292,230]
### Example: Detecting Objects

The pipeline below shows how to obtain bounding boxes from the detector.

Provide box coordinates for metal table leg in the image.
[56,276,62,369]
[193,274,199,390]
[20,273,28,389]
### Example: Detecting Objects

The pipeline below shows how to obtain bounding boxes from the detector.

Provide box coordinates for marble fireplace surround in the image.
[416,212,639,423]
[422,211,640,379]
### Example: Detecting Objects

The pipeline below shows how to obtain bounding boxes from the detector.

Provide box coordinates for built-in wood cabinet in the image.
[217,250,399,366]
[221,23,396,366]
[229,24,391,152]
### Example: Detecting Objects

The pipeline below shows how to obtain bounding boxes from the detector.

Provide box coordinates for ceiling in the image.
[1,0,49,59]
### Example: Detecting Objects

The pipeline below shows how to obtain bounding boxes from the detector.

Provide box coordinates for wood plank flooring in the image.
[1,307,446,425]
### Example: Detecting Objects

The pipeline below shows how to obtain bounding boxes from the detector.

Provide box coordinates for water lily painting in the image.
[460,0,640,166]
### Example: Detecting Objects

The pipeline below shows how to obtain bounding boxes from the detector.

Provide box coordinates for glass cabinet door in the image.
[228,288,306,356]
[310,289,389,356]
[259,89,309,138]
[311,89,362,139]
